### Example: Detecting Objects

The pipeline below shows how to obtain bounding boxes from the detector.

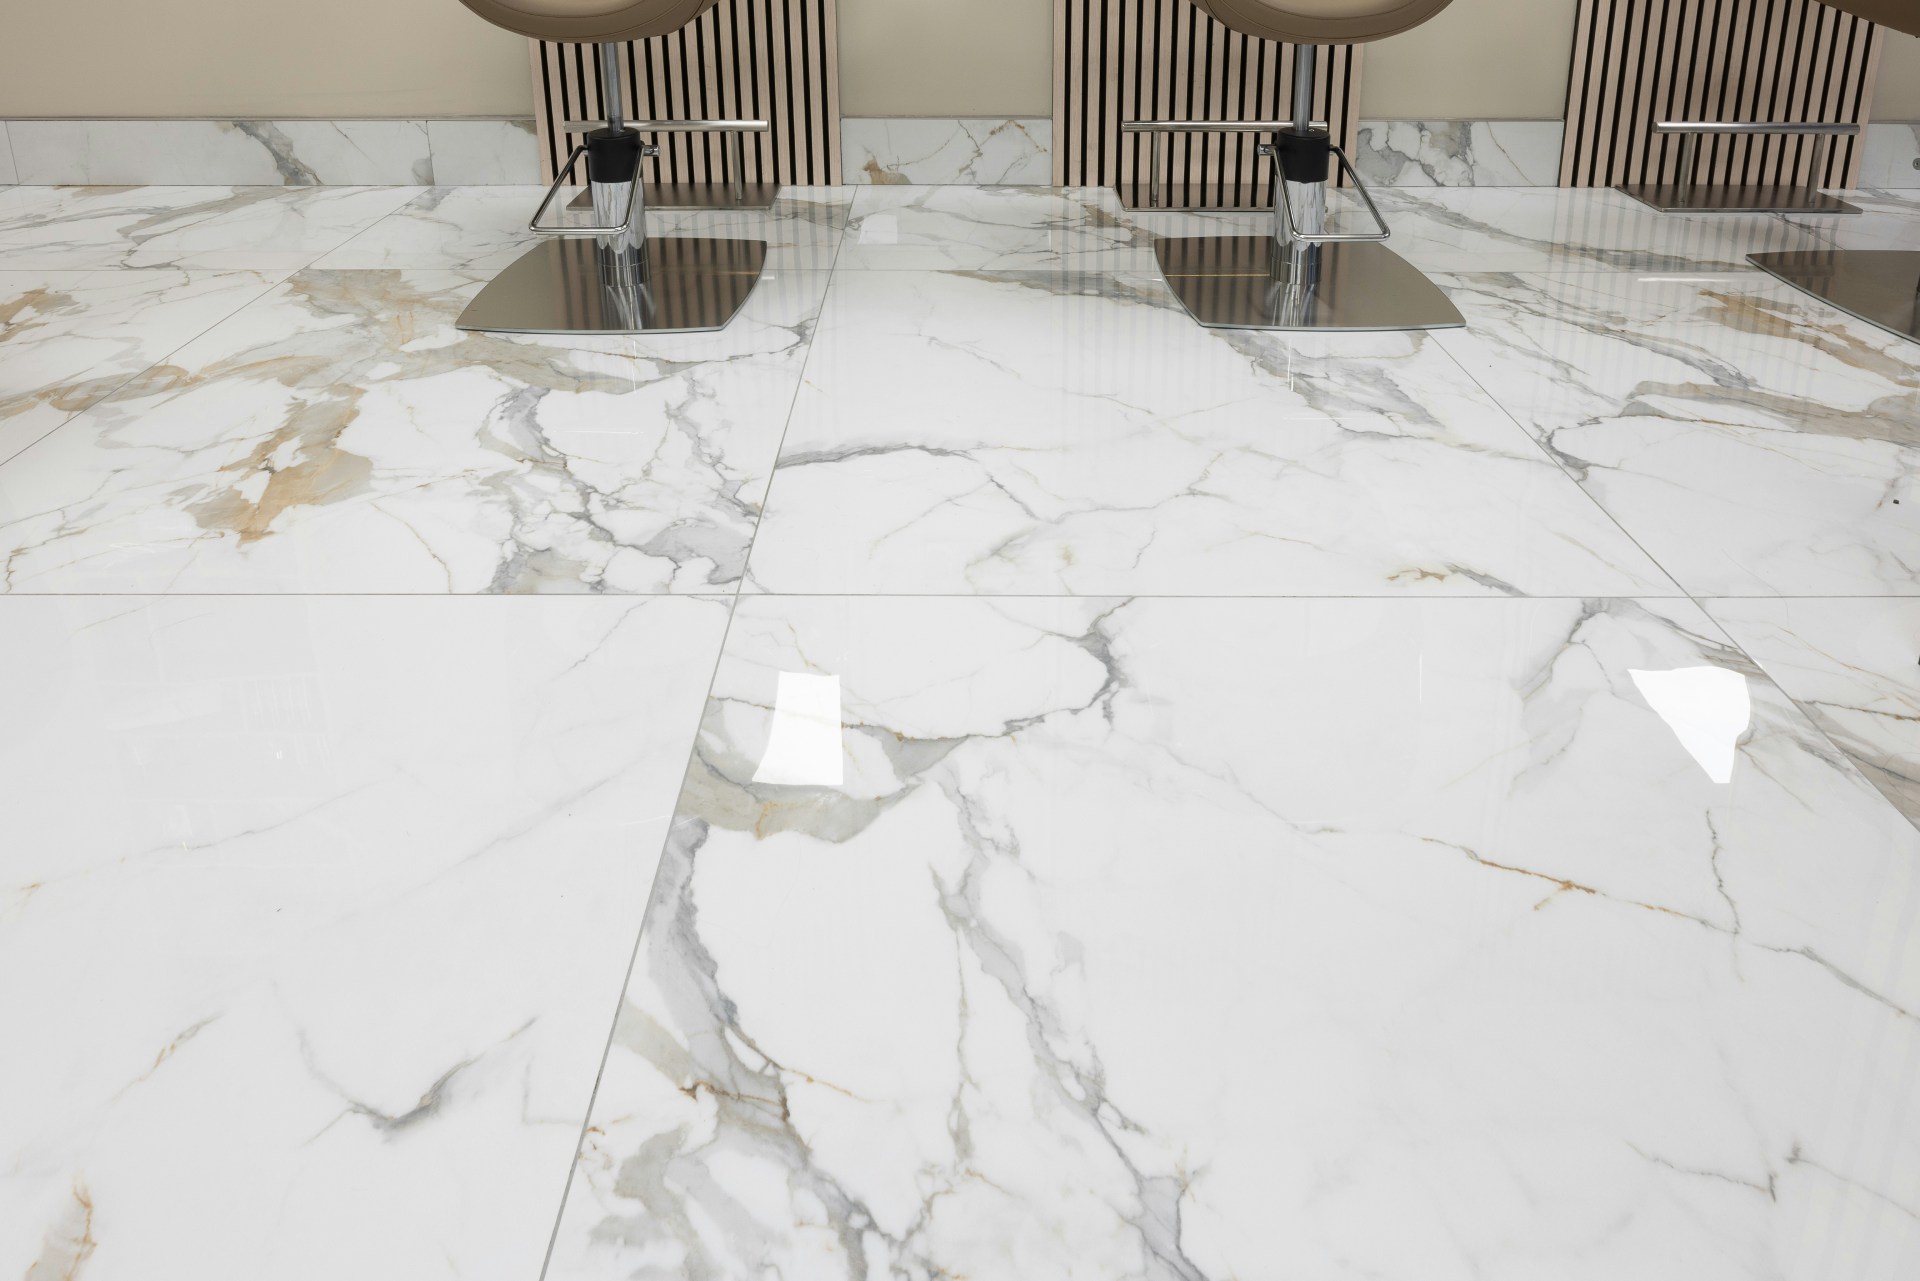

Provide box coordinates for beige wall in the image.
[0,0,534,118]
[0,0,1914,122]
[1877,31,1920,119]
[839,0,1053,117]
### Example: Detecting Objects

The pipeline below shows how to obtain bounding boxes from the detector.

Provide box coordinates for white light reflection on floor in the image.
[1629,665,1752,784]
[751,671,846,786]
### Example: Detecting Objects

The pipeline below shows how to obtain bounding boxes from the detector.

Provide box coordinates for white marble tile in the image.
[0,267,279,464]
[741,266,1679,597]
[835,185,1148,271]
[1353,120,1564,186]
[545,592,1920,1281]
[316,186,852,273]
[1435,269,1920,597]
[0,267,831,594]
[843,118,1052,185]
[311,186,550,272]
[425,119,540,185]
[8,119,432,186]
[0,124,17,186]
[1707,598,1920,827]
[0,184,422,271]
[1859,121,1920,190]
[0,592,729,1281]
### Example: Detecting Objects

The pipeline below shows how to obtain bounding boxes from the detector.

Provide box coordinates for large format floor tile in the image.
[743,267,1680,596]
[546,593,1920,1281]
[0,267,279,463]
[0,593,730,1281]
[1437,269,1920,596]
[1708,597,1920,827]
[0,268,830,593]
[0,185,421,271]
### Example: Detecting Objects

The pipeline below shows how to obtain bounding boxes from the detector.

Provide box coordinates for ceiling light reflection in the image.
[751,671,845,786]
[1629,666,1751,785]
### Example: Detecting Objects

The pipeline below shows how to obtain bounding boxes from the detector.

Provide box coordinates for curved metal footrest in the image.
[457,236,769,337]
[1153,236,1464,332]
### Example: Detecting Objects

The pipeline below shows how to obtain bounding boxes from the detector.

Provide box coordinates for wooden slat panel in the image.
[1559,0,1882,187]
[530,0,838,188]
[1053,0,1364,207]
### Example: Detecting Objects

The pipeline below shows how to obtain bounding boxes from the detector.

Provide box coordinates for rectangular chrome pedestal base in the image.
[1747,249,1920,345]
[1615,182,1860,215]
[1154,236,1465,332]
[457,237,768,336]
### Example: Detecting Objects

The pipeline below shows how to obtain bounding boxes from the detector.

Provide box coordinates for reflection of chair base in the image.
[566,182,781,211]
[1616,182,1859,216]
[1154,236,1463,332]
[1747,250,1920,345]
[457,236,768,336]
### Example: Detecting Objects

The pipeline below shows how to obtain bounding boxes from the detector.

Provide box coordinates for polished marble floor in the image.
[1,180,1918,1281]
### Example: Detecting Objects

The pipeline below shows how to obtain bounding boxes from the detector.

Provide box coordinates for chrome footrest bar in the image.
[1260,143,1390,245]
[529,143,647,236]
[557,119,771,203]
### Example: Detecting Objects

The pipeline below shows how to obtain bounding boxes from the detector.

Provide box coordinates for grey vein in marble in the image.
[0,266,280,464]
[1709,598,1920,826]
[843,118,1052,186]
[0,593,731,1281]
[1352,120,1564,187]
[744,266,1680,597]
[1436,269,1920,597]
[545,593,1920,1281]
[0,184,422,271]
[0,267,830,593]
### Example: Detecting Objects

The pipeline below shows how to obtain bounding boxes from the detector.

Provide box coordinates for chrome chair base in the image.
[457,236,768,336]
[1616,181,1859,216]
[1153,236,1464,332]
[1747,249,1920,345]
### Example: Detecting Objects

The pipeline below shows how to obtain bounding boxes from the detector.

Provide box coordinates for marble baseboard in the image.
[1,118,537,186]
[1353,120,1564,186]
[843,118,1052,185]
[1860,121,1920,189]
[0,125,16,185]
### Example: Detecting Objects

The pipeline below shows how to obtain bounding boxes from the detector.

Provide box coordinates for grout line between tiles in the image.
[534,195,849,1280]
[1426,327,1913,823]
[0,265,295,471]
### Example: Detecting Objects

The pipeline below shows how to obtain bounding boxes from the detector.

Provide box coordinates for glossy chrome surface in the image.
[1747,247,1920,344]
[1154,235,1464,330]
[456,235,768,335]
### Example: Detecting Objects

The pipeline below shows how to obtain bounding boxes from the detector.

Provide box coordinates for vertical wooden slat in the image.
[1556,0,1886,188]
[529,0,840,189]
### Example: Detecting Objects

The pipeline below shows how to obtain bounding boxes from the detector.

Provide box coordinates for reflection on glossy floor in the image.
[1,181,1917,1281]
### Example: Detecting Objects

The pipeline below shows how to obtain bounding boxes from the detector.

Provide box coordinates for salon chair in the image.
[1152,0,1464,332]
[450,0,768,335]
[1746,0,1920,344]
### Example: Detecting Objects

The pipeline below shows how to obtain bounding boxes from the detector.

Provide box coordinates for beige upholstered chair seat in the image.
[455,0,718,42]
[1191,0,1454,43]
[1821,0,1919,37]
